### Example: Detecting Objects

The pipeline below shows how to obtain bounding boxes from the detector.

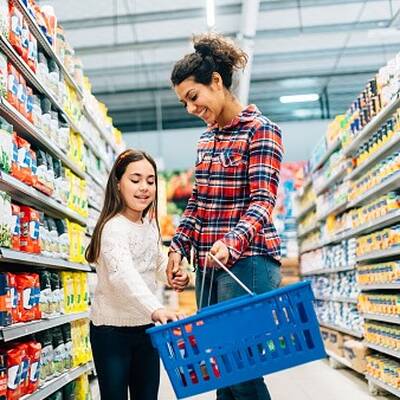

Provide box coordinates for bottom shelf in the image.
[325,349,352,369]
[22,362,93,400]
[366,375,400,398]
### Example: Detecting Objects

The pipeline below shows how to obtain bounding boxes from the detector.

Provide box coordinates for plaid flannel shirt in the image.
[169,105,283,269]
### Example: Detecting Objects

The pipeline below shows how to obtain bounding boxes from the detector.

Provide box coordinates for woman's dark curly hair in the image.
[171,33,248,90]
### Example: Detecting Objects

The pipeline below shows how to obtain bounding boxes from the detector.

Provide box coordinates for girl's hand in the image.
[208,240,230,267]
[167,252,182,287]
[172,269,190,293]
[151,308,185,324]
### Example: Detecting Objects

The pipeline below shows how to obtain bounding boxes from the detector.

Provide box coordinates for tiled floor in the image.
[91,360,397,399]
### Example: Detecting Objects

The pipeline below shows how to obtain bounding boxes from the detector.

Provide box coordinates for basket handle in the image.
[199,253,255,311]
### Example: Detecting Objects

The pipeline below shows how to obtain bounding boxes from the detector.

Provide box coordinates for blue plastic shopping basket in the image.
[147,254,326,398]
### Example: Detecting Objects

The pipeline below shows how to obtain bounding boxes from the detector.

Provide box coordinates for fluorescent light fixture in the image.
[280,93,320,104]
[206,0,215,29]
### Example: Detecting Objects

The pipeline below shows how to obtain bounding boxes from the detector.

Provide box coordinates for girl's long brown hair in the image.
[85,149,160,264]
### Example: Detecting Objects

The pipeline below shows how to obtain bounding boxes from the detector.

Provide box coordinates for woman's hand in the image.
[208,240,230,267]
[167,252,183,288]
[151,308,185,324]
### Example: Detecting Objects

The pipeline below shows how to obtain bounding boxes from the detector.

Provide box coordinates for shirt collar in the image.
[207,104,261,132]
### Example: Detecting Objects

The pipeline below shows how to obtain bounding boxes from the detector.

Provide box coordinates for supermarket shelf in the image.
[14,0,84,99]
[366,375,400,398]
[363,313,400,325]
[300,242,322,253]
[317,199,348,222]
[0,98,85,179]
[314,296,358,304]
[296,176,312,199]
[0,34,66,121]
[315,168,347,196]
[88,202,102,213]
[320,322,363,338]
[0,248,91,272]
[22,362,93,400]
[312,138,341,173]
[360,283,400,291]
[356,247,400,264]
[298,221,320,238]
[0,312,89,342]
[296,202,316,220]
[364,342,400,360]
[85,171,106,189]
[343,95,400,157]
[348,171,400,209]
[302,265,354,276]
[346,134,400,182]
[0,172,86,226]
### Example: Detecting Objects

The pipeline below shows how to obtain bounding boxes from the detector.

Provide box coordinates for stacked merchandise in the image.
[0,0,126,398]
[44,373,92,400]
[297,52,400,396]
[274,162,305,286]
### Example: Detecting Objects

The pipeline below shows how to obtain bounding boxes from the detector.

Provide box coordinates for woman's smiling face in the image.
[174,74,225,126]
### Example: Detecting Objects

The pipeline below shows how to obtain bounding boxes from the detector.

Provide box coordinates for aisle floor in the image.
[157,360,396,400]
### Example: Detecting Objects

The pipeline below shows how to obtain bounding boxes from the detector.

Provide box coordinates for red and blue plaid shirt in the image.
[170,104,283,269]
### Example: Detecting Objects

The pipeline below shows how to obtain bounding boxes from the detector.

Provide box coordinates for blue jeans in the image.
[195,255,281,400]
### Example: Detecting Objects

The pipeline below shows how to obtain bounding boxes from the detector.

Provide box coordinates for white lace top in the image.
[90,214,167,327]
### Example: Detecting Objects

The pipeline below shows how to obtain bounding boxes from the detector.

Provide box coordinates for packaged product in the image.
[49,272,62,315]
[6,346,22,400]
[36,329,54,381]
[7,63,19,109]
[16,343,30,396]
[15,273,41,322]
[39,270,51,317]
[0,273,11,327]
[0,117,12,173]
[26,340,41,394]
[0,353,6,400]
[0,52,7,99]
[40,96,51,137]
[48,391,63,400]
[9,4,23,56]
[51,327,66,374]
[55,219,69,260]
[31,95,41,128]
[17,75,27,118]
[63,381,76,400]
[13,135,33,186]
[27,32,37,73]
[19,206,40,253]
[26,86,33,123]
[0,191,11,248]
[7,273,19,323]
[47,217,59,257]
[45,152,55,191]
[61,271,73,314]
[0,0,9,39]
[75,373,90,400]
[10,204,20,251]
[61,324,73,370]
[21,20,29,63]
[33,149,52,196]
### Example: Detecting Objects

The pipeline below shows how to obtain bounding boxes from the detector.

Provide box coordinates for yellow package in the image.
[61,271,74,314]
[75,373,90,400]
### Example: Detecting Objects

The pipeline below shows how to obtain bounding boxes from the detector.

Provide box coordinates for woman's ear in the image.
[211,72,223,90]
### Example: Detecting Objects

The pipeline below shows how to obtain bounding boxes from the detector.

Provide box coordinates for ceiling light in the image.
[280,94,320,104]
[206,0,215,29]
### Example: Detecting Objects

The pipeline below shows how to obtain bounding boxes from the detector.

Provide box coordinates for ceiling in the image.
[38,0,400,132]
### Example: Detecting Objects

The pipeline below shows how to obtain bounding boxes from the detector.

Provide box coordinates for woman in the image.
[167,33,283,400]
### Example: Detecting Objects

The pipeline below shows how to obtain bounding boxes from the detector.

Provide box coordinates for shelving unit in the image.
[302,265,354,276]
[364,342,400,360]
[366,375,400,398]
[312,138,341,173]
[319,322,363,339]
[362,313,400,325]
[359,283,400,290]
[315,168,347,196]
[315,296,358,304]
[356,247,400,263]
[297,201,316,220]
[1,312,89,342]
[22,362,94,400]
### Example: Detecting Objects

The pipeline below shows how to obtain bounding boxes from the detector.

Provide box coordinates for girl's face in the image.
[174,74,225,125]
[118,159,156,216]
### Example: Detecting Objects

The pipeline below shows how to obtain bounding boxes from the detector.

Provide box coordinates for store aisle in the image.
[158,360,396,400]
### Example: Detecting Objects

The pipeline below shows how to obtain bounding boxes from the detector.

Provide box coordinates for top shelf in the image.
[343,95,400,157]
[14,0,84,99]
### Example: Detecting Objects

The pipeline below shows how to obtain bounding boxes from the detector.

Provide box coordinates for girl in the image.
[167,33,283,400]
[86,149,189,400]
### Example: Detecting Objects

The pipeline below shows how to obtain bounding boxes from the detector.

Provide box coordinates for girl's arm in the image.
[221,122,283,264]
[101,223,164,316]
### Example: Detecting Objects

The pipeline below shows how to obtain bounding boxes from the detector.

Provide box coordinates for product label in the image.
[7,364,19,390]
[22,287,33,310]
[29,220,39,240]
[29,361,39,382]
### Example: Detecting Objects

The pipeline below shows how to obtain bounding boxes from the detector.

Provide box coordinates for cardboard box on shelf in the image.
[327,330,345,357]
[343,340,370,374]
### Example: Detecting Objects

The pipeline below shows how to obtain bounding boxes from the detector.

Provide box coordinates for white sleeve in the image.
[100,225,163,316]
[156,245,168,285]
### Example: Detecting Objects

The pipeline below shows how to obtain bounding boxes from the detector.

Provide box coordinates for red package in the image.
[26,341,41,394]
[7,274,19,324]
[7,64,19,109]
[9,5,23,56]
[6,347,22,400]
[26,87,33,123]
[21,20,29,64]
[15,274,40,322]
[11,133,20,181]
[0,274,12,328]
[11,205,20,251]
[15,136,33,186]
[27,33,37,73]
[19,207,40,254]
[15,344,29,396]
[0,353,7,400]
